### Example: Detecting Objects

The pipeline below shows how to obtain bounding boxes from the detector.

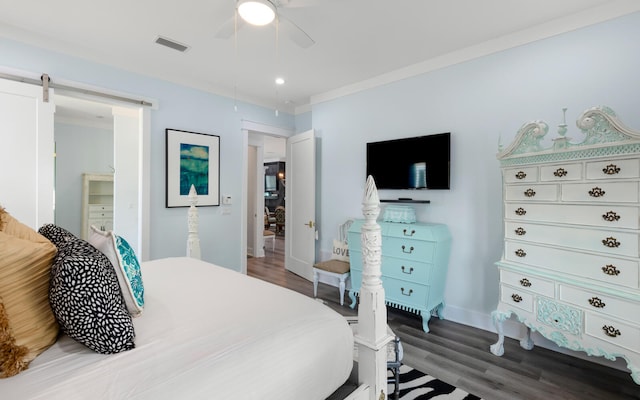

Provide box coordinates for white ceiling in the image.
[1,0,638,114]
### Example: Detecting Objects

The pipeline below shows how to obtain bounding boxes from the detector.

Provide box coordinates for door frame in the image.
[241,120,294,274]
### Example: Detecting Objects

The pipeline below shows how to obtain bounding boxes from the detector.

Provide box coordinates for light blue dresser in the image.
[491,106,640,385]
[347,219,452,332]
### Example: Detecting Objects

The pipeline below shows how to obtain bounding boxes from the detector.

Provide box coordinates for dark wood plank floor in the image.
[248,236,640,400]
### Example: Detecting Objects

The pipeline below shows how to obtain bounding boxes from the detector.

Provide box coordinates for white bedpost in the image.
[355,176,393,400]
[187,184,201,260]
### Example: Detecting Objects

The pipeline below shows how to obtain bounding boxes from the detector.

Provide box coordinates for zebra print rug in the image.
[388,364,483,400]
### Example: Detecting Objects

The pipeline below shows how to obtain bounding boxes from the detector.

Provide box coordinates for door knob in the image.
[304,221,314,228]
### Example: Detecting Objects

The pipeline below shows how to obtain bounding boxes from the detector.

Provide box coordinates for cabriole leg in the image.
[520,326,534,350]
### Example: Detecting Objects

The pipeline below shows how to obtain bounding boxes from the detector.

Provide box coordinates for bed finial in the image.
[187,184,201,260]
[355,175,392,399]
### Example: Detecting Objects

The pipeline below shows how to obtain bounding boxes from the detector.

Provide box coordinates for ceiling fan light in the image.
[238,0,276,26]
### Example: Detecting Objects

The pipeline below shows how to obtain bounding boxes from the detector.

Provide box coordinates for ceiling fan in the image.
[215,0,315,49]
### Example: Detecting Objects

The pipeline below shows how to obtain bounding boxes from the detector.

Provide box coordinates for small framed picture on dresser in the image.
[166,129,220,207]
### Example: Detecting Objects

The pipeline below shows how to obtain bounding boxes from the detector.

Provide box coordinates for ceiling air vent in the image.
[155,36,190,53]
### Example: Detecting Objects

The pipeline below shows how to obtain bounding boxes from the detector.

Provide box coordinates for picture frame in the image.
[166,129,220,207]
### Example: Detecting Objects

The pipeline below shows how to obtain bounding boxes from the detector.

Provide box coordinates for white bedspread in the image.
[1,257,354,399]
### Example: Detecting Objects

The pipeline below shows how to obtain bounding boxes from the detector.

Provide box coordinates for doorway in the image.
[54,94,147,259]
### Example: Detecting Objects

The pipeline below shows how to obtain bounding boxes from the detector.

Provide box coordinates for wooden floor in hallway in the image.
[247,235,640,400]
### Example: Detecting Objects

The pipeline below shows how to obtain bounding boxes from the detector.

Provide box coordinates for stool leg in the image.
[313,269,319,298]
[339,275,346,306]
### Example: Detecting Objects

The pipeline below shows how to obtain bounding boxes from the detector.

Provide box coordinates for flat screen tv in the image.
[366,132,450,190]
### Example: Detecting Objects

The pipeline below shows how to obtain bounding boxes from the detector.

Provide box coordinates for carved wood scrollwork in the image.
[554,168,568,177]
[602,164,621,175]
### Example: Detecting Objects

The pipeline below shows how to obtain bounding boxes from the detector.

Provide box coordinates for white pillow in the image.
[332,239,350,262]
[89,226,144,316]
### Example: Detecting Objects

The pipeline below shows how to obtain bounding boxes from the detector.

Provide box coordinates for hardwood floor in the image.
[248,237,640,399]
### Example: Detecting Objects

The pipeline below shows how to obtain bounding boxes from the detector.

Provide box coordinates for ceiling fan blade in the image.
[278,15,315,48]
[214,15,246,39]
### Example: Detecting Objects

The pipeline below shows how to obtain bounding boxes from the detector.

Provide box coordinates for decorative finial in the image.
[363,175,380,206]
[188,184,198,206]
[557,107,568,137]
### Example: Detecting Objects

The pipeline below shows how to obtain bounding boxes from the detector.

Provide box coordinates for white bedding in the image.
[1,257,354,399]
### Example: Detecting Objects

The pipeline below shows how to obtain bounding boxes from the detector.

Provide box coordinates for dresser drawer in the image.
[89,204,113,212]
[383,277,428,306]
[382,256,431,283]
[562,181,639,203]
[505,203,639,229]
[560,285,640,324]
[505,221,639,257]
[384,223,449,241]
[505,184,558,201]
[540,163,583,182]
[586,159,640,180]
[382,237,435,262]
[500,284,534,312]
[500,269,554,297]
[504,166,538,183]
[503,241,640,289]
[585,313,640,353]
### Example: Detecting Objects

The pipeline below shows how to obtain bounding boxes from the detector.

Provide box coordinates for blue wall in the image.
[1,37,295,270]
[4,11,640,335]
[311,11,640,328]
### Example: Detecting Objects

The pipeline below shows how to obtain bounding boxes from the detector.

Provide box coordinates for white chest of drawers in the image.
[491,106,640,385]
[347,219,451,332]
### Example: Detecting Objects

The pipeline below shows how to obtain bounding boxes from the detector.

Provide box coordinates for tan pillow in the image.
[0,209,58,378]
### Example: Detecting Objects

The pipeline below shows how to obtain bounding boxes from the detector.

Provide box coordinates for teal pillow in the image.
[88,226,144,316]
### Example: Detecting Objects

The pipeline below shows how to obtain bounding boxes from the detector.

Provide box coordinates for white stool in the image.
[313,259,350,306]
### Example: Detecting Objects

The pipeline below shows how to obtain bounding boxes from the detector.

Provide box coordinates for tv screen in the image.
[265,175,277,191]
[366,132,450,190]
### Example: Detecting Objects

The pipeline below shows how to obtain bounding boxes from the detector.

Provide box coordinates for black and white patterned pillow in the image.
[39,224,135,354]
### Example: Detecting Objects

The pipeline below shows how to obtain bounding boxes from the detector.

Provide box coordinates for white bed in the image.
[0,256,354,399]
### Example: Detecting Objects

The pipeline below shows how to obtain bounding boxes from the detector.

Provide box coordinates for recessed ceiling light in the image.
[275,77,285,85]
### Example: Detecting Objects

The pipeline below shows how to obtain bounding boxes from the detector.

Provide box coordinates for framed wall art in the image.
[166,129,220,207]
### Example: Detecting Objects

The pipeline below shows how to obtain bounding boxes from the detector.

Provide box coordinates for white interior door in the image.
[285,129,316,280]
[0,78,54,228]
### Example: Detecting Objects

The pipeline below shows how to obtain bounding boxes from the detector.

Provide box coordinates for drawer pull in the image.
[515,207,527,216]
[511,294,522,303]
[401,245,414,254]
[401,266,414,274]
[602,211,620,222]
[402,229,416,237]
[601,264,621,276]
[588,297,606,308]
[602,237,620,248]
[589,187,606,197]
[553,168,568,177]
[401,288,413,296]
[524,188,536,197]
[602,325,621,338]
[515,171,527,180]
[602,164,621,175]
[514,227,526,236]
[519,278,531,287]
[515,249,527,257]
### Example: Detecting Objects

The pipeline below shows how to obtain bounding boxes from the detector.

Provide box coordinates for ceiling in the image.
[1,0,638,114]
